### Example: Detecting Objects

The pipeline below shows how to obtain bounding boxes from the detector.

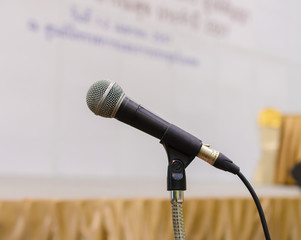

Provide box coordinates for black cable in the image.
[212,153,271,238]
[237,171,271,240]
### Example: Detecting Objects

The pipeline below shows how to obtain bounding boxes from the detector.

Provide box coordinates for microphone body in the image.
[115,97,202,160]
[115,97,169,139]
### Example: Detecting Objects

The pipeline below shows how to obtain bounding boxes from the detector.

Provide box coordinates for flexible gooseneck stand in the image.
[171,190,185,239]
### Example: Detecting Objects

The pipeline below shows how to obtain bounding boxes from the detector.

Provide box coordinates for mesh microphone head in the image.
[86,80,125,118]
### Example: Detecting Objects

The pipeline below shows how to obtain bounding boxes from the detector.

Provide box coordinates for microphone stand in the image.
[170,190,185,239]
[165,145,194,240]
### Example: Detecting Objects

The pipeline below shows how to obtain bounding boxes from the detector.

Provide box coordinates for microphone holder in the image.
[164,144,195,240]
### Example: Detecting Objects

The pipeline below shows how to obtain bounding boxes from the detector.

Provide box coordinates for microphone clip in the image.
[164,145,195,191]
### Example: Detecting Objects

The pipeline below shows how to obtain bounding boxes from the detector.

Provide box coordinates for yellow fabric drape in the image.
[275,115,301,184]
[0,198,301,240]
[254,109,282,184]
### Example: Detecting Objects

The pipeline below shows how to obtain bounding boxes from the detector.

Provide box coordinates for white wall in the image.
[1,0,301,183]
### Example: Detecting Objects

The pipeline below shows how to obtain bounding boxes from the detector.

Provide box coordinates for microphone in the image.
[86,80,239,174]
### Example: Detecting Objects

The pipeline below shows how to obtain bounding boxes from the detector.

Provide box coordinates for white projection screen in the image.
[1,0,301,183]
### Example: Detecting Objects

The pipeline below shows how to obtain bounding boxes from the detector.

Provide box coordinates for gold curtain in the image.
[0,198,301,240]
[275,115,301,184]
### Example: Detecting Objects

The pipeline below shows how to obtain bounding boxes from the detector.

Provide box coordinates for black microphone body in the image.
[115,97,202,160]
[115,97,169,139]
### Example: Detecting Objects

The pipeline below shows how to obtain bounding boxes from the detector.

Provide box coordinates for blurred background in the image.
[1,0,301,239]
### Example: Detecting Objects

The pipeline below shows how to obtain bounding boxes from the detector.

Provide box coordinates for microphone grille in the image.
[86,80,125,118]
